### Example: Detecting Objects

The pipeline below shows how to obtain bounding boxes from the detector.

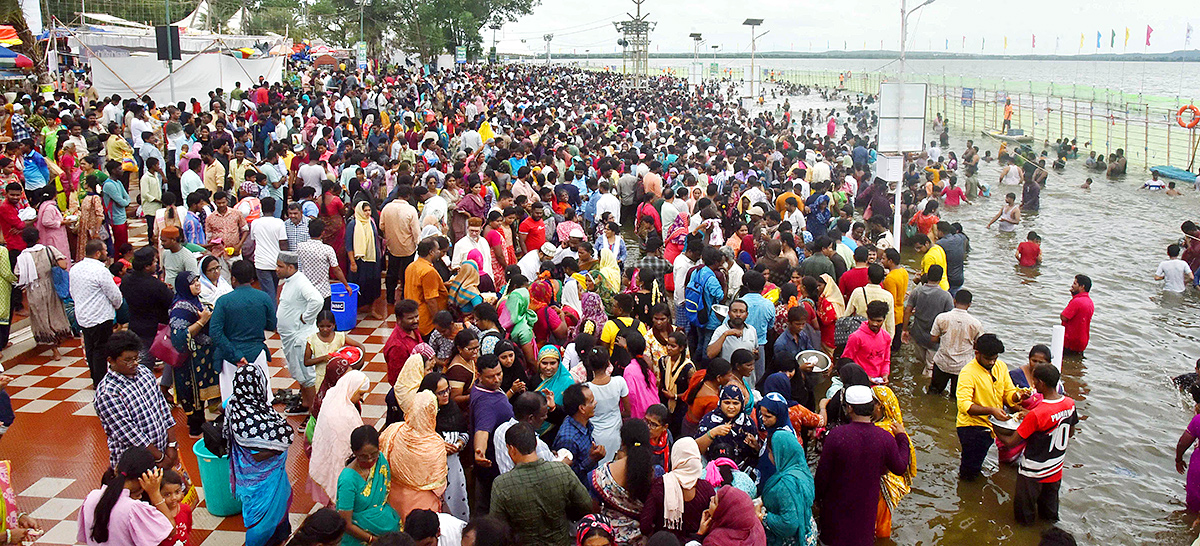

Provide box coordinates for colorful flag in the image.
[1110,30,1115,48]
[1080,33,1085,49]
[1032,34,1036,48]
[1188,23,1194,48]
[1125,27,1130,48]
[1146,25,1153,46]
[962,36,966,48]
[1097,31,1101,48]
[945,39,949,50]
[1004,36,1008,50]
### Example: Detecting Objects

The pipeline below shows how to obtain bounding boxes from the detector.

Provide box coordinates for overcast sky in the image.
[490,0,1197,57]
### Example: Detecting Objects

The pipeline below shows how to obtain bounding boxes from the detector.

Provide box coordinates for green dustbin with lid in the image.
[192,440,242,517]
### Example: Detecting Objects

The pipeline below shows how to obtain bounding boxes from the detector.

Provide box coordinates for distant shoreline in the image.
[530,50,1200,63]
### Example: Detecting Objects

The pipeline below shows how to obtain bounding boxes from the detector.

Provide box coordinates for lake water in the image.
[574,57,1200,101]
[619,80,1200,544]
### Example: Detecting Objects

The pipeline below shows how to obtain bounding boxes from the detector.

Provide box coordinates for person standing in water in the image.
[1059,274,1094,355]
[985,193,1020,233]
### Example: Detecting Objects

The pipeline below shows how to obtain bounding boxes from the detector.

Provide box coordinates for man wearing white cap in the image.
[518,242,557,284]
[552,228,585,265]
[275,251,322,414]
[815,384,911,546]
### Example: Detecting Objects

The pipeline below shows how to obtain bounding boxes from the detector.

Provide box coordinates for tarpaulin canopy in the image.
[0,45,33,69]
[0,26,21,46]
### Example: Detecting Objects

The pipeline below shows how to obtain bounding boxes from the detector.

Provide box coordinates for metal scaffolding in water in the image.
[613,0,654,88]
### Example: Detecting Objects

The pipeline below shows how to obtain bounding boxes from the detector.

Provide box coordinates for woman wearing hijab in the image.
[168,271,220,437]
[385,344,436,425]
[759,372,823,441]
[699,486,767,546]
[820,362,872,430]
[418,372,470,521]
[379,390,448,519]
[639,437,715,541]
[225,365,293,546]
[534,344,574,408]
[576,291,610,340]
[695,385,759,469]
[309,369,371,505]
[663,214,691,265]
[198,255,233,306]
[345,200,385,320]
[759,431,817,546]
[447,258,484,314]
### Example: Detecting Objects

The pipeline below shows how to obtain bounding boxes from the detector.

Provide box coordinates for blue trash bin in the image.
[330,282,360,331]
[192,441,242,517]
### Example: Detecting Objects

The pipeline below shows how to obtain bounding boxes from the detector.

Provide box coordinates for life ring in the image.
[1178,105,1200,129]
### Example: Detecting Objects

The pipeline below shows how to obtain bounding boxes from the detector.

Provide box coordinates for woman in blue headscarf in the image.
[168,271,220,437]
[760,429,817,546]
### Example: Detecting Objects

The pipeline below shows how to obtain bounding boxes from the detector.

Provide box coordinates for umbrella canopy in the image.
[0,26,21,46]
[0,46,33,69]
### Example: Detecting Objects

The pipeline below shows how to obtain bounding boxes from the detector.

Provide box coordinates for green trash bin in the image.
[192,441,242,517]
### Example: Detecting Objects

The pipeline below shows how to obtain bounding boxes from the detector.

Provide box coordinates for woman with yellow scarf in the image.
[345,201,385,319]
[872,385,917,539]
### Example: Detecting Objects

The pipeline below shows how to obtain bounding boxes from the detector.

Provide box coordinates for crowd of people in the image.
[0,61,1095,546]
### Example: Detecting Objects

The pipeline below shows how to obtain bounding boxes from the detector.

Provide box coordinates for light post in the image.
[743,18,764,98]
[891,0,936,248]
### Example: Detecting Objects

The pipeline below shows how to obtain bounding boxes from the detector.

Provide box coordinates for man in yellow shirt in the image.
[880,248,909,350]
[913,233,950,290]
[202,148,227,192]
[955,333,1030,481]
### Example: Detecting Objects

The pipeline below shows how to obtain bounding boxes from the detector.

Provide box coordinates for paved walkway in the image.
[1,221,398,545]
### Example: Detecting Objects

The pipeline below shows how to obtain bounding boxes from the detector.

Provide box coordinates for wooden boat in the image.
[1150,165,1197,182]
[981,128,1034,144]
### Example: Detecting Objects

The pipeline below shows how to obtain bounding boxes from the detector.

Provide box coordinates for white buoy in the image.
[1050,324,1065,372]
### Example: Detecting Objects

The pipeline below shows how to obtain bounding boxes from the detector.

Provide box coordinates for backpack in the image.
[833,287,868,348]
[683,267,711,329]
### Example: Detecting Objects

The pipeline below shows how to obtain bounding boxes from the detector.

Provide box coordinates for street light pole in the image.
[893,0,935,249]
[743,18,763,99]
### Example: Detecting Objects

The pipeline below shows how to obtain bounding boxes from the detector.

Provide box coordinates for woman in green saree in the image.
[336,425,400,545]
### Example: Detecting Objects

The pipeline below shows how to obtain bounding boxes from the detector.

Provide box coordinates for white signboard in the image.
[688,63,703,86]
[876,82,927,153]
[878,154,904,182]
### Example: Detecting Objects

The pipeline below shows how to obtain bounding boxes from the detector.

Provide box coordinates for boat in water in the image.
[1150,165,1197,182]
[981,128,1034,144]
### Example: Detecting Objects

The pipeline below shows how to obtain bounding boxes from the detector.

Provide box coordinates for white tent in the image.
[173,0,214,33]
[225,7,249,35]
[89,52,284,102]
[80,13,152,30]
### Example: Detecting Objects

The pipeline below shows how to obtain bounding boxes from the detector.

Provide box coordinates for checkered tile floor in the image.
[0,220,397,545]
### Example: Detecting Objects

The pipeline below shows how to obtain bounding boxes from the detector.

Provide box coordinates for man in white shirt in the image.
[672,240,702,324]
[420,186,448,227]
[450,220,494,279]
[275,251,324,413]
[517,243,557,283]
[810,154,832,184]
[250,197,288,303]
[659,193,681,238]
[461,123,483,154]
[593,180,620,228]
[1155,243,1194,292]
[493,392,561,474]
[179,157,204,201]
[70,240,124,387]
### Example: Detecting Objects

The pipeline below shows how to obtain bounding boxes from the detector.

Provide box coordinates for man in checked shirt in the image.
[94,331,178,475]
